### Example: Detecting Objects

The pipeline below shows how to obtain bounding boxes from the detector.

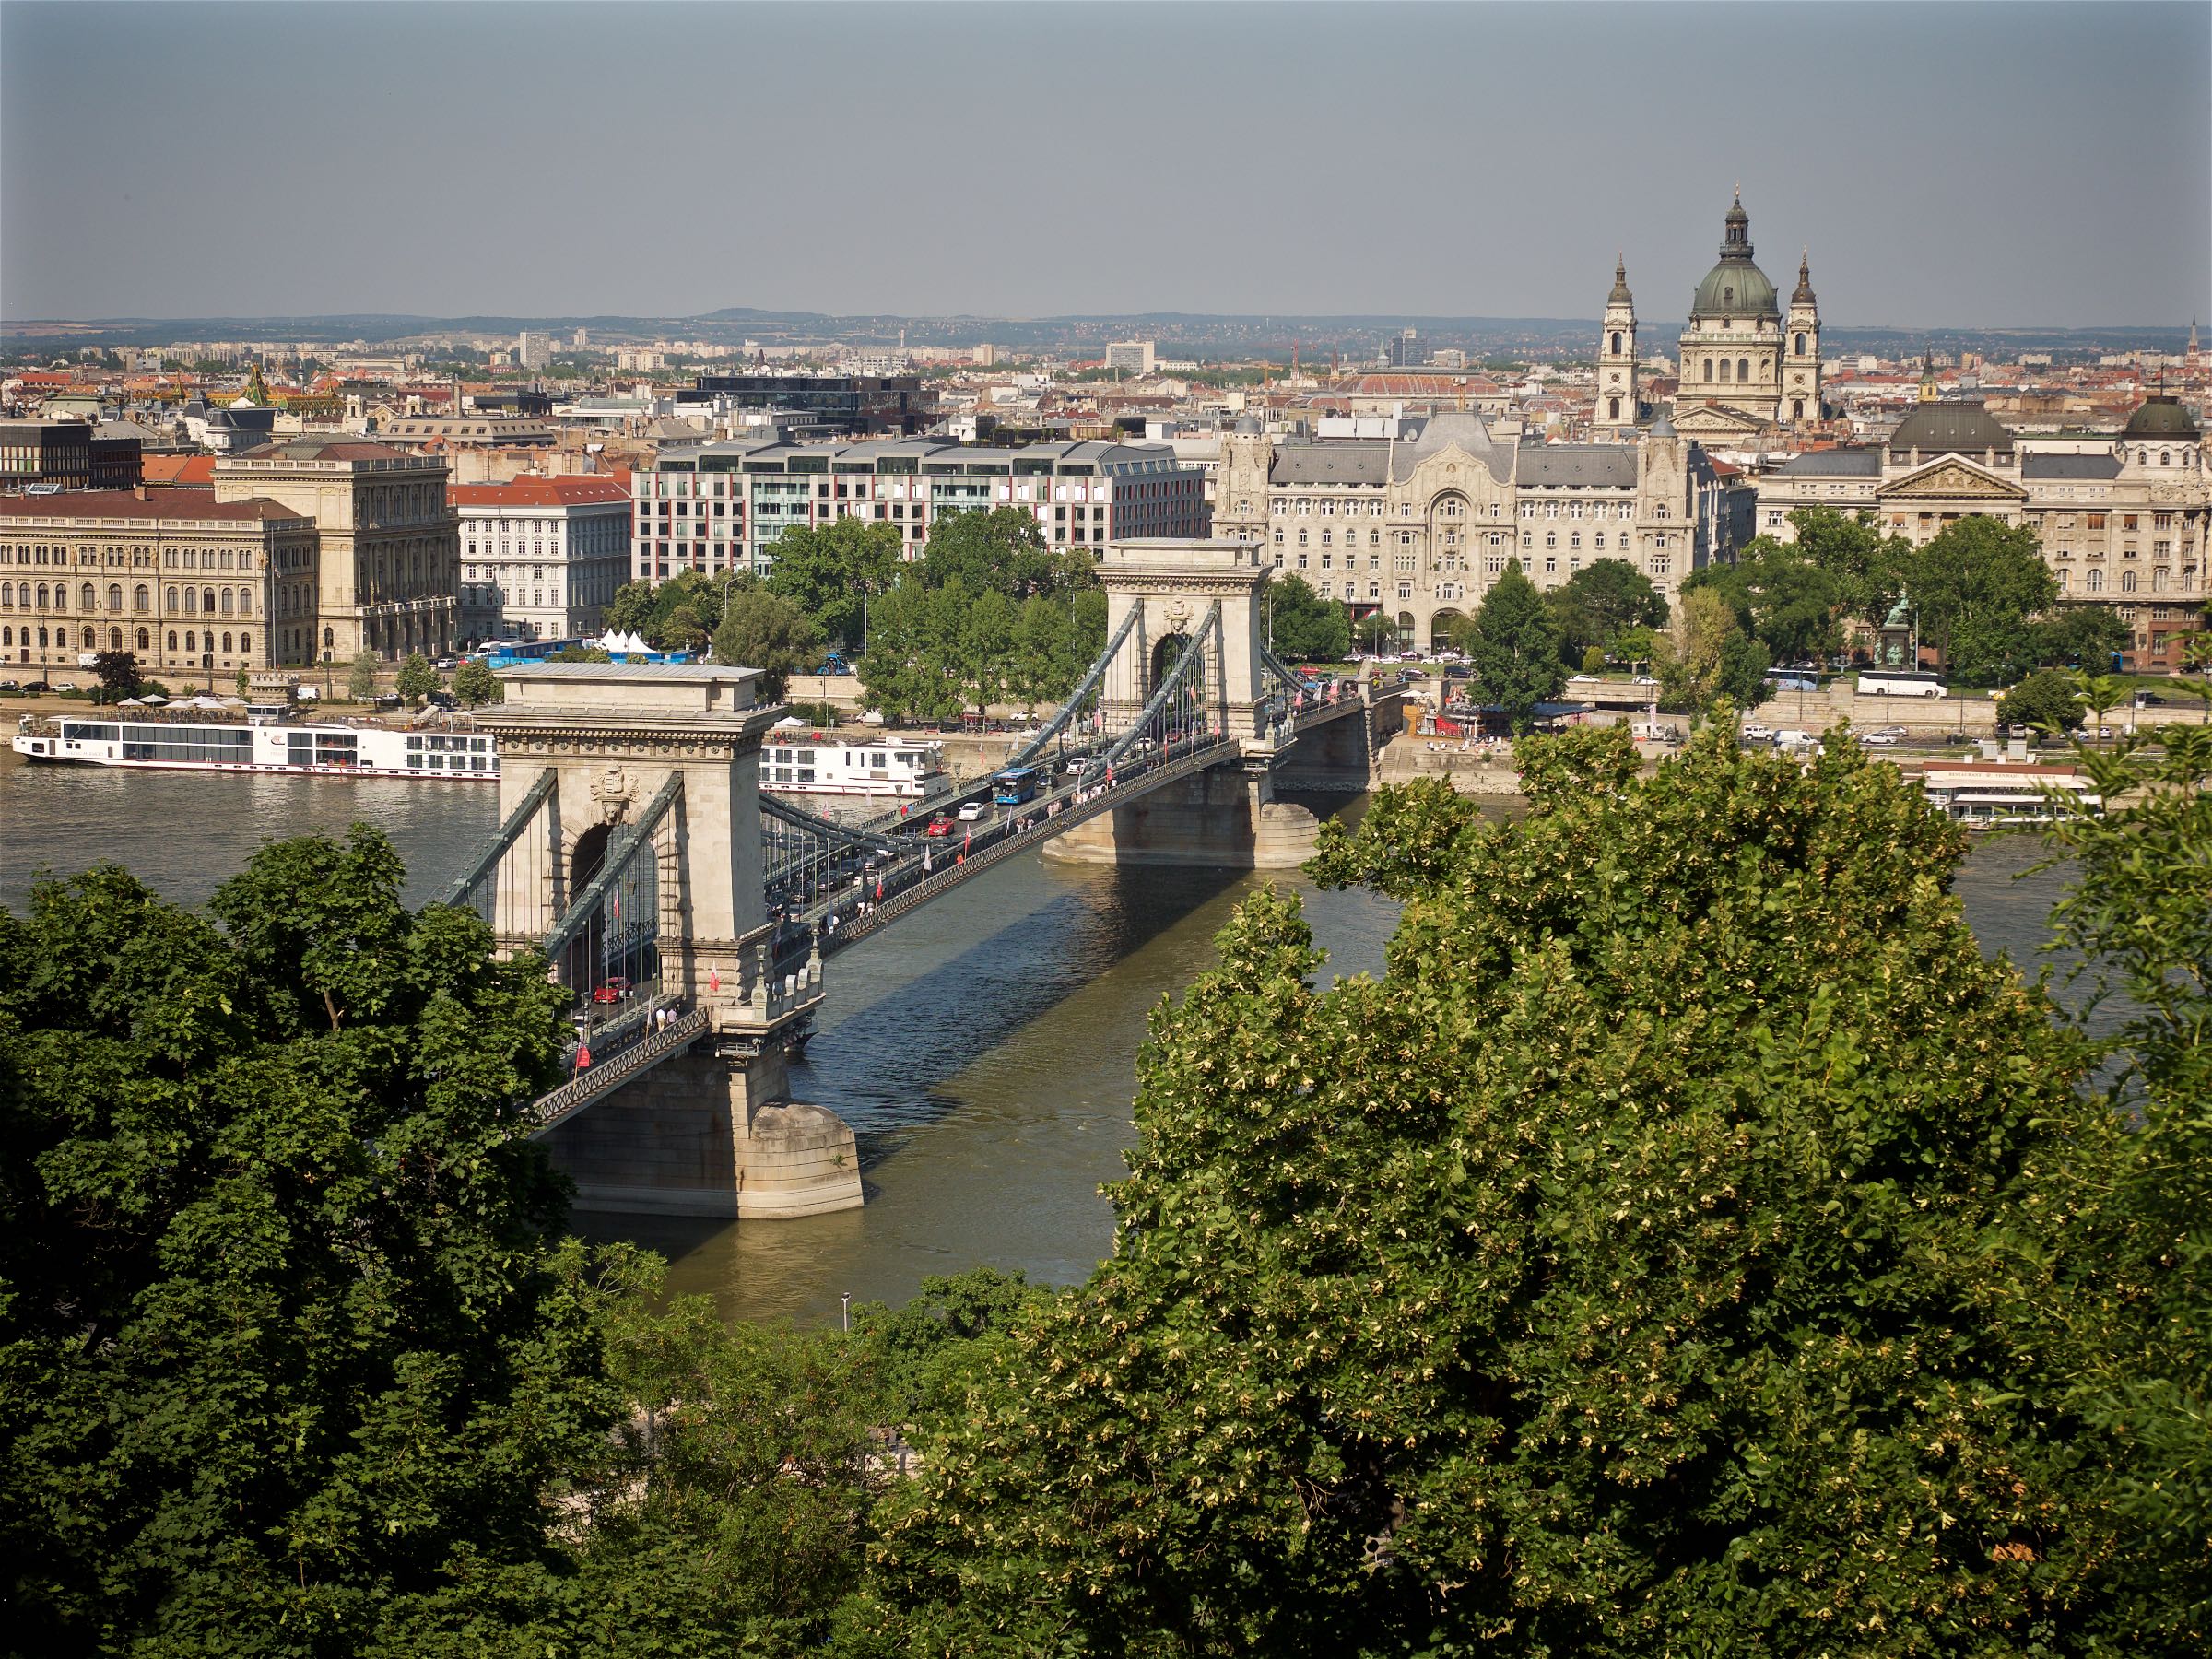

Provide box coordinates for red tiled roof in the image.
[449,477,632,509]
[0,488,309,524]
[141,454,217,486]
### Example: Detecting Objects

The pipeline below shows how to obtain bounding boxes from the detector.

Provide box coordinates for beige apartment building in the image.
[1757,392,2209,670]
[214,436,460,662]
[0,489,318,683]
[1213,412,1743,650]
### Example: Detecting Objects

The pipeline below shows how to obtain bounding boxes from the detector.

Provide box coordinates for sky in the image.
[4,1,2207,328]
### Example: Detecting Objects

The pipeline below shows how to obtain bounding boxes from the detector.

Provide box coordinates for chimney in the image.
[135,482,148,501]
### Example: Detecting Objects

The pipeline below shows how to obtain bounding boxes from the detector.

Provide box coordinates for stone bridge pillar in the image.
[476,665,860,1219]
[1096,536,1271,735]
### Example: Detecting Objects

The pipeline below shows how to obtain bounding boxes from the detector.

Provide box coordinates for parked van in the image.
[1628,721,1683,745]
[1773,728,1818,748]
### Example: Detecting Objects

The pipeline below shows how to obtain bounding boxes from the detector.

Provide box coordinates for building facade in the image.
[629,438,1209,582]
[1,419,142,492]
[1665,194,1824,441]
[1757,391,2211,670]
[453,476,632,644]
[214,437,460,663]
[1213,412,1740,649]
[684,374,939,437]
[1595,258,1640,430]
[0,489,317,681]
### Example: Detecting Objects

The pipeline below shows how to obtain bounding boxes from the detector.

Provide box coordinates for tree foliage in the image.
[347,650,380,700]
[0,830,618,1655]
[1546,558,1666,664]
[91,650,141,703]
[1265,572,1352,664]
[1658,585,1768,715]
[451,659,503,708]
[866,724,2132,1655]
[712,579,820,703]
[1996,668,2086,733]
[763,518,903,653]
[1902,516,2059,688]
[605,569,740,653]
[1453,559,1564,730]
[395,651,440,706]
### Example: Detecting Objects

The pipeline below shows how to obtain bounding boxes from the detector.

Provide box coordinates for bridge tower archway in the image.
[1097,536,1269,734]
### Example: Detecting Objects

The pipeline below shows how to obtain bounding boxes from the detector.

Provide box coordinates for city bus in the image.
[1855,667,1949,700]
[993,765,1040,806]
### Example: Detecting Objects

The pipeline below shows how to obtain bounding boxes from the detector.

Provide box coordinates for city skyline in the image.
[3,1,2207,329]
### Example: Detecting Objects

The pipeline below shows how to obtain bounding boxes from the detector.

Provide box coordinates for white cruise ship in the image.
[759,736,947,798]
[13,713,499,780]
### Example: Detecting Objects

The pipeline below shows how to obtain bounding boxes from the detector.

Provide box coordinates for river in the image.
[0,748,2081,1324]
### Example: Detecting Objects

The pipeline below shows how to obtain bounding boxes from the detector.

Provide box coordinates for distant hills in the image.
[2,308,2192,365]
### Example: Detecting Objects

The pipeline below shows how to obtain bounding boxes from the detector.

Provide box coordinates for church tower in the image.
[1597,255,1639,431]
[1783,250,1822,426]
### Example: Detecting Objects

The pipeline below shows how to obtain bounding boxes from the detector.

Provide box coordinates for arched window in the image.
[1738,358,1751,383]
[167,630,178,651]
[134,583,149,612]
[109,627,122,650]
[1793,399,1805,419]
[2086,569,2104,593]
[220,590,233,615]
[1719,359,1732,383]
[2160,451,2171,466]
[107,583,122,611]
[136,627,149,650]
[1794,332,1806,356]
[36,584,49,609]
[1,628,9,646]
[2139,449,2149,465]
[323,626,335,650]
[0,582,10,606]
[2121,570,2137,593]
[80,582,96,610]
[201,588,215,615]
[222,632,233,653]
[238,591,252,617]
[2153,567,2170,592]
[81,626,95,649]
[1608,396,1621,419]
[185,629,197,653]
[239,630,251,653]
[1703,359,1714,382]
[1609,331,1622,354]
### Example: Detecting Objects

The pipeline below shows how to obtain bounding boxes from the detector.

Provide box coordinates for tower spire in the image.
[1608,253,1633,306]
[1918,352,1937,404]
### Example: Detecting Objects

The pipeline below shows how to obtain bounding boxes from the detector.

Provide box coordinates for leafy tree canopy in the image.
[1547,558,1666,662]
[0,830,618,1656]
[347,650,380,700]
[1902,516,2059,688]
[1996,667,2086,733]
[395,651,440,705]
[90,650,142,703]
[1658,585,1768,715]
[764,518,903,653]
[451,658,503,708]
[919,506,1092,601]
[1265,572,1352,664]
[1453,559,1564,729]
[711,578,820,704]
[868,725,2128,1655]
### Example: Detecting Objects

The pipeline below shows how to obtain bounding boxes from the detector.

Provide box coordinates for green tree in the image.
[1547,557,1665,663]
[1265,573,1351,663]
[1788,504,1909,632]
[0,831,619,1654]
[763,518,902,652]
[1994,667,2085,733]
[347,649,381,700]
[2040,603,2130,672]
[2045,722,2212,1647]
[711,581,819,703]
[867,725,2119,1654]
[1006,594,1073,710]
[919,506,1088,601]
[548,644,613,664]
[1657,585,1768,716]
[90,650,140,703]
[451,659,503,708]
[1454,559,1564,730]
[957,587,1017,712]
[1354,611,1398,654]
[1902,516,2059,688]
[395,651,440,706]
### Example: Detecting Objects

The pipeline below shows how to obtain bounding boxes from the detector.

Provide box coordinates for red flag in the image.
[612,890,621,921]
[575,1044,592,1071]
[708,967,722,994]
[963,829,971,853]
[875,879,884,900]
[956,852,965,865]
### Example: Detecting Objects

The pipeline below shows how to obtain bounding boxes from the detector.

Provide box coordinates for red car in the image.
[592,976,632,1005]
[923,815,956,838]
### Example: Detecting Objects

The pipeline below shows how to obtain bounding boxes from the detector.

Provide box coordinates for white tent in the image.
[773,714,809,728]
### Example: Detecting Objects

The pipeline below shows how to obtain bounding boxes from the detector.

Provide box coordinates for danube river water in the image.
[0,748,2079,1324]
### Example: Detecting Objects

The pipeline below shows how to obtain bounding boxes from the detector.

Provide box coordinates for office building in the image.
[518,331,554,371]
[1106,340,1157,376]
[1,418,143,492]
[685,374,938,437]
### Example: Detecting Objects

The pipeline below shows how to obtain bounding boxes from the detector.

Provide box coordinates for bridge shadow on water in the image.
[793,856,1250,1173]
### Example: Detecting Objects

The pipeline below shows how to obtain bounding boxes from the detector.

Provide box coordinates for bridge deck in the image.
[525,1007,712,1137]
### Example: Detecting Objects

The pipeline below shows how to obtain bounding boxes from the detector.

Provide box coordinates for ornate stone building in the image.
[1757,385,2210,670]
[214,437,459,663]
[0,489,318,682]
[1595,258,1640,431]
[1215,412,1742,651]
[1663,193,1824,441]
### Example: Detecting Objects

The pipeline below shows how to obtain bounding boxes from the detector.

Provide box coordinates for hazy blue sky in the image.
[4,2,2206,326]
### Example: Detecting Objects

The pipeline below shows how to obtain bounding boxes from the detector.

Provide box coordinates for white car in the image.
[1741,723,1774,742]
[1858,731,1901,747]
[956,800,987,821]
[1633,675,1660,686]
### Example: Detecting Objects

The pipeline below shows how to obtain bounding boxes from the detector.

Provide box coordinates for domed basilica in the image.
[1596,193,1823,438]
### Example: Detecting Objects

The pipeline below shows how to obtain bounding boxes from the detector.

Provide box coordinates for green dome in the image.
[1689,192,1779,321]
[2122,394,2200,439]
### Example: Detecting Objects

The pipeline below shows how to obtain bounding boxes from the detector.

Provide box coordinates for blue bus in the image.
[993,766,1039,806]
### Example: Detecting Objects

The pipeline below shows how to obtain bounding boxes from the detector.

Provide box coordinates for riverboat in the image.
[12,713,499,780]
[1919,760,2099,830]
[759,736,946,799]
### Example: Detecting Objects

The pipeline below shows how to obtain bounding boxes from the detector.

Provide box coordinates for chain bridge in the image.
[446,537,1399,1220]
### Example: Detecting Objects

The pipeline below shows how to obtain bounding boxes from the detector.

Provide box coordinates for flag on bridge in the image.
[576,1044,592,1072]
[708,967,721,994]
[875,879,885,901]
[924,847,933,873]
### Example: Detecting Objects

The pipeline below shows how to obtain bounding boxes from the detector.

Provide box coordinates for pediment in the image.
[1669,400,1769,436]
[1880,456,2026,502]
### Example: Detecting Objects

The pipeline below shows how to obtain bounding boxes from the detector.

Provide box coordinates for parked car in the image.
[956,800,986,821]
[1740,722,1774,742]
[1632,675,1660,686]
[50,681,77,693]
[433,656,458,670]
[0,679,19,693]
[22,680,52,694]
[591,976,632,1006]
[2136,692,2169,707]
[924,815,957,838]
[1875,724,1908,740]
[426,690,458,710]
[1858,731,1902,747]
[1773,728,1818,748]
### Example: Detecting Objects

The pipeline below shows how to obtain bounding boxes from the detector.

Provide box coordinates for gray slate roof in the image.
[2022,453,2122,481]
[1270,443,1391,486]
[1775,448,1882,477]
[1516,446,1638,488]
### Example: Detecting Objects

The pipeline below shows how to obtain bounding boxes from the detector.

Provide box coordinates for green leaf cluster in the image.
[1265,572,1352,664]
[1452,559,1565,730]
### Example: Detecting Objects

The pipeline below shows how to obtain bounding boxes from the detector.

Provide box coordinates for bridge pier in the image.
[1043,763,1325,868]
[540,1024,861,1219]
